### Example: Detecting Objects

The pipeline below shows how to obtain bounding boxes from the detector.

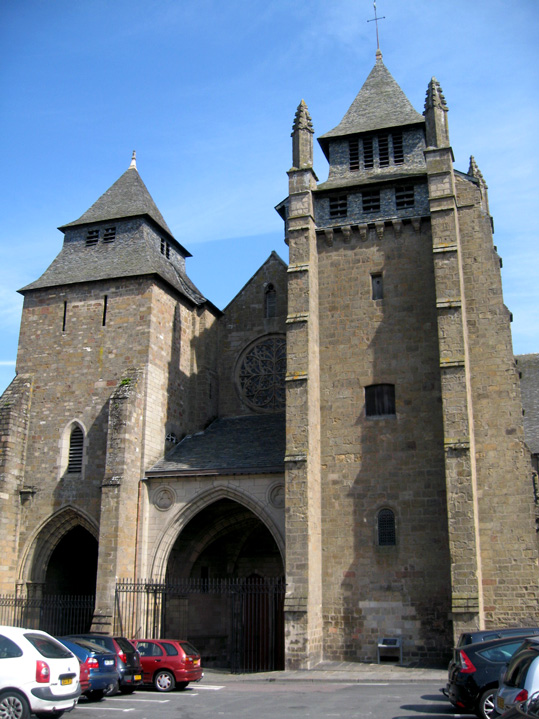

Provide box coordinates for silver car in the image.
[496,638,539,714]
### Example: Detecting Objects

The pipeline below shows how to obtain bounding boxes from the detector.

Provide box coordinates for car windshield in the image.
[25,633,73,659]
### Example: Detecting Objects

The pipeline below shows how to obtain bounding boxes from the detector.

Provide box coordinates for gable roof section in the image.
[318,58,424,158]
[147,413,285,476]
[59,164,174,239]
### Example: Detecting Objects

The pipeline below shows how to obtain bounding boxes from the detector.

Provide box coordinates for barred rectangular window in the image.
[103,226,116,242]
[160,238,171,258]
[395,185,414,209]
[363,137,374,169]
[392,132,404,164]
[365,384,395,416]
[329,195,347,218]
[378,134,390,167]
[362,189,380,212]
[349,139,359,171]
[371,273,383,300]
[86,229,99,246]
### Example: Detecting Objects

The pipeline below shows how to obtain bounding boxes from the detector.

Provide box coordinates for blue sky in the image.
[1,0,538,395]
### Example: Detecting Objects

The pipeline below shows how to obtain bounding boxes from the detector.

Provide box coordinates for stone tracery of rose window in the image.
[237,336,286,411]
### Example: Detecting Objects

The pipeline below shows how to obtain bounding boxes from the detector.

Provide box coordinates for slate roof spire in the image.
[318,57,424,159]
[59,153,174,239]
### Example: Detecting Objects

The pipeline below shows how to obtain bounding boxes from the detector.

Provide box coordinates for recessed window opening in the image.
[265,284,277,318]
[392,132,404,164]
[396,186,415,209]
[377,508,396,546]
[67,426,84,473]
[329,195,348,218]
[62,301,67,332]
[160,238,171,259]
[365,384,395,417]
[378,134,390,167]
[86,229,99,246]
[371,273,383,300]
[363,137,374,169]
[362,189,380,213]
[349,139,360,172]
[102,295,108,326]
[103,226,116,242]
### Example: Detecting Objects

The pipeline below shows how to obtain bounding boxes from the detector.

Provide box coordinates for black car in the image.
[444,635,533,719]
[67,634,142,694]
[458,629,539,648]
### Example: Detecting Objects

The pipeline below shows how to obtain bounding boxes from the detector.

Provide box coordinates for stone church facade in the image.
[1,53,538,668]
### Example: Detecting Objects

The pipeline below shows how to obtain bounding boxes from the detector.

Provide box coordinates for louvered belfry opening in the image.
[67,425,84,473]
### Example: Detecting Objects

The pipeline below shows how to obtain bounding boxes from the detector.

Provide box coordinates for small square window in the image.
[395,186,414,209]
[365,384,395,417]
[103,226,116,242]
[329,195,347,218]
[362,189,380,213]
[86,229,99,246]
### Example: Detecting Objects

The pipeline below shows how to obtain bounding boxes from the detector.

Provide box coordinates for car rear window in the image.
[25,633,73,659]
[0,635,23,659]
[69,638,110,654]
[79,636,113,650]
[478,641,524,662]
[505,650,539,688]
[115,637,136,653]
[179,641,199,656]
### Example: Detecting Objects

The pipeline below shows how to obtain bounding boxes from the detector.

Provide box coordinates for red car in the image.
[132,639,203,692]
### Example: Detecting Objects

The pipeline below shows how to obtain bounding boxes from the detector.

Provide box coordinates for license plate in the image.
[134,675,142,681]
[497,697,505,710]
[61,677,72,686]
[104,659,114,666]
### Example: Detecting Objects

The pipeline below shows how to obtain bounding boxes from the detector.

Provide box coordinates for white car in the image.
[496,637,539,714]
[0,625,80,718]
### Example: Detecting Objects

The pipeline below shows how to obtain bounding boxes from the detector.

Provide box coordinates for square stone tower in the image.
[279,55,539,666]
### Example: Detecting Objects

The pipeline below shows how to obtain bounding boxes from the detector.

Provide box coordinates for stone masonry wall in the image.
[317,219,452,663]
[456,175,539,624]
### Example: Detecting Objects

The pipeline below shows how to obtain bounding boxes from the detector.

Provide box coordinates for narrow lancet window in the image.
[265,284,276,318]
[67,426,84,473]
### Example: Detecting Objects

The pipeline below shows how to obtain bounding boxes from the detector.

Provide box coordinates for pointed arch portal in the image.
[127,498,285,671]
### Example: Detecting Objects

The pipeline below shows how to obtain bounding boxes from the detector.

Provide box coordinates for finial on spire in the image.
[129,150,137,169]
[367,1,385,60]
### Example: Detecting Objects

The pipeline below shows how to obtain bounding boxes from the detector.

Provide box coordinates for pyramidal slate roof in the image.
[20,158,207,306]
[59,157,173,238]
[147,414,285,476]
[318,57,424,156]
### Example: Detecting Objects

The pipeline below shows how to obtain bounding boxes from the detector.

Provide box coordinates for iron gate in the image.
[0,593,94,635]
[115,577,285,673]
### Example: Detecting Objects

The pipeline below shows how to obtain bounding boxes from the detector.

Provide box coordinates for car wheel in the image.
[86,689,105,702]
[0,690,30,719]
[477,688,498,719]
[104,681,119,696]
[154,670,175,692]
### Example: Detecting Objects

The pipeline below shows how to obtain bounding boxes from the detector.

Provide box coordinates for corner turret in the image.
[291,100,314,170]
[424,77,450,148]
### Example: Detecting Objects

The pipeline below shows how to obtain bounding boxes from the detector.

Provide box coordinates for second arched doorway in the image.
[163,498,284,671]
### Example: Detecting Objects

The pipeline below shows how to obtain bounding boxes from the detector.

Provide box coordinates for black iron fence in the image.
[115,577,285,673]
[0,593,94,636]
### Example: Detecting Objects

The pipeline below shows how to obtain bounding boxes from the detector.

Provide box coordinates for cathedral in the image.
[1,51,538,669]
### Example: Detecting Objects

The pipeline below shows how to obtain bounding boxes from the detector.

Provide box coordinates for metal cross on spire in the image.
[367,1,385,59]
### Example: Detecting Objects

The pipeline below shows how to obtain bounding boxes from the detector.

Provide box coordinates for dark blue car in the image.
[58,637,118,701]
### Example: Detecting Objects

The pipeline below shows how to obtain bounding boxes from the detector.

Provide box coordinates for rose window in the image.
[237,336,286,411]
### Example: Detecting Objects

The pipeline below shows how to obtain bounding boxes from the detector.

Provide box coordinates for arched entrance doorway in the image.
[163,499,284,671]
[45,525,98,597]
